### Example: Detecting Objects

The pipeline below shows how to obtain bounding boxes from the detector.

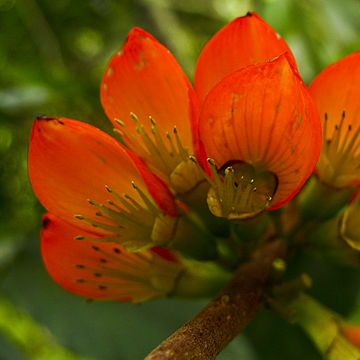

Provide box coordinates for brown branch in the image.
[145,240,286,360]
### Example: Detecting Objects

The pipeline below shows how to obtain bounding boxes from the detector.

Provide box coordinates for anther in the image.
[189,155,197,163]
[130,112,139,122]
[207,158,216,166]
[114,118,125,127]
[149,116,156,126]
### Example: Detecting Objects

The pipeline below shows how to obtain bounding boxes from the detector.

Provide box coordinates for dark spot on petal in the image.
[36,115,64,125]
[98,285,107,290]
[92,246,100,251]
[100,258,107,263]
[97,156,106,164]
[42,217,50,229]
[113,248,121,254]
[75,264,85,269]
[76,279,85,283]
[93,273,102,277]
[36,115,56,121]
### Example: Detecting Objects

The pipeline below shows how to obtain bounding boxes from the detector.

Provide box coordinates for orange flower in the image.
[198,55,321,218]
[29,12,321,301]
[309,51,360,188]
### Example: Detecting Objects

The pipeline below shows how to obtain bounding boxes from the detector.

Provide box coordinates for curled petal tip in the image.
[36,115,58,121]
[127,27,155,40]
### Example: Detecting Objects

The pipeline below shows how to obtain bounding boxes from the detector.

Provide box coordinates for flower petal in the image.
[199,55,321,209]
[101,27,199,152]
[41,213,181,302]
[28,117,176,234]
[309,51,360,187]
[342,325,360,348]
[309,51,360,125]
[194,12,297,103]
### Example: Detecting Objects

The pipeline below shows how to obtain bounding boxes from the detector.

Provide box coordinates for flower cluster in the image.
[28,12,360,306]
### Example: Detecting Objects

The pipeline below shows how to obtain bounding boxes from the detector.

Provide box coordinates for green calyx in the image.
[170,259,232,299]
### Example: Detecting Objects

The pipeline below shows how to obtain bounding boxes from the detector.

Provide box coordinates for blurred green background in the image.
[1,0,360,359]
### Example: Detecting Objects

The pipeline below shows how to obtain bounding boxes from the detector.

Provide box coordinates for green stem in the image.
[299,176,356,221]
[0,296,93,360]
[290,294,360,360]
[172,259,232,298]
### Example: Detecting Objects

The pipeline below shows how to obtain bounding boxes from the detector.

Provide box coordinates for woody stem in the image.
[145,239,287,360]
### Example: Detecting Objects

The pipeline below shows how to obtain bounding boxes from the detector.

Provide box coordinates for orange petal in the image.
[309,51,360,127]
[101,27,199,152]
[28,117,176,234]
[41,213,181,302]
[199,55,321,209]
[309,51,360,186]
[342,325,360,348]
[194,12,297,104]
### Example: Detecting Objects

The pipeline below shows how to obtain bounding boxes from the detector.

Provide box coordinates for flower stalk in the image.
[289,294,360,360]
[299,176,356,221]
[145,240,286,360]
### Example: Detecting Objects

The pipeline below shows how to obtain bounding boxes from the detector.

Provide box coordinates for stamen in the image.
[190,158,277,220]
[318,111,360,188]
[113,113,204,193]
[72,245,182,303]
[73,183,178,252]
